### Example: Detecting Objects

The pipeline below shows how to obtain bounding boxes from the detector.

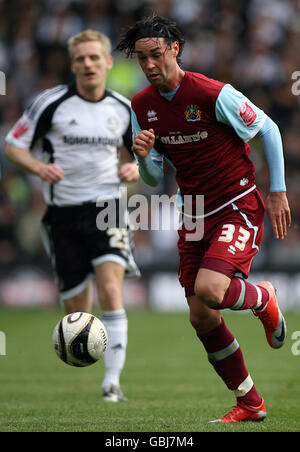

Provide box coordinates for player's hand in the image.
[265,192,291,240]
[119,162,140,182]
[39,163,64,184]
[132,128,155,158]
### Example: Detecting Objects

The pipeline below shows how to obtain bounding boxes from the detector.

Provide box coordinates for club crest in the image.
[184,104,201,122]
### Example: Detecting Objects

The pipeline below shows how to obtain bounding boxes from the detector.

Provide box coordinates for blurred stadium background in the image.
[0,0,300,311]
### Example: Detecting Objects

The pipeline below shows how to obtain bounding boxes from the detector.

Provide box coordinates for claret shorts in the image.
[177,189,265,296]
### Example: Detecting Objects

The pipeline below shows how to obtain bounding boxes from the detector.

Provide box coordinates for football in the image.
[52,312,108,367]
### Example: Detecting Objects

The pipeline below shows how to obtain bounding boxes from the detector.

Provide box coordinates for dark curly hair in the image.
[116,13,185,66]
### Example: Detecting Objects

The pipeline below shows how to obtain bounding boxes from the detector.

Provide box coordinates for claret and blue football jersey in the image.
[131,71,267,217]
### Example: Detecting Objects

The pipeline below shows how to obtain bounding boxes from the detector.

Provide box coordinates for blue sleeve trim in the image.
[137,153,164,187]
[131,108,164,186]
[257,116,286,192]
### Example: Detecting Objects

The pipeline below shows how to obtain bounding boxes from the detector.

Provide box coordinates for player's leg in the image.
[63,282,94,314]
[80,213,130,402]
[189,297,266,423]
[189,198,278,421]
[195,191,286,349]
[194,265,268,311]
[194,192,269,312]
[195,265,286,349]
[95,261,125,311]
[82,203,139,401]
[187,289,222,334]
[180,257,264,418]
[188,274,264,410]
[94,261,128,402]
[179,207,266,422]
[40,205,94,312]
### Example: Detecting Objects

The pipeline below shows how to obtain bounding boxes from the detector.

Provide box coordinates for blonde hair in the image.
[68,29,112,59]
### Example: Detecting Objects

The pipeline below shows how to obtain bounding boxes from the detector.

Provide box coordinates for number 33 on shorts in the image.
[218,224,251,251]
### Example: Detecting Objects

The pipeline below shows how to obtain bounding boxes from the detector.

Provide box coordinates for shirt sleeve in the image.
[5,88,57,151]
[5,109,38,150]
[257,116,286,192]
[215,84,266,142]
[131,108,164,186]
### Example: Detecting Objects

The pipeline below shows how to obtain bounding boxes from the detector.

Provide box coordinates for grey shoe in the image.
[102,385,127,402]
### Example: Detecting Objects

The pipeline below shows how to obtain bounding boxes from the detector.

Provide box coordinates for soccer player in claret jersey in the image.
[117,14,292,422]
[5,29,140,403]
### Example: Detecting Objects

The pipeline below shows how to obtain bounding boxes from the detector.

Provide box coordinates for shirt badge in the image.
[12,120,29,138]
[237,100,257,127]
[184,104,201,122]
[147,110,158,122]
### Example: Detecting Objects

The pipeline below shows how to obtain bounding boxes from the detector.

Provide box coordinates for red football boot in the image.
[210,399,267,423]
[253,281,287,349]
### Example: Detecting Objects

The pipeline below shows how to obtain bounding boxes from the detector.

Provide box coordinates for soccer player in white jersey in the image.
[5,29,140,402]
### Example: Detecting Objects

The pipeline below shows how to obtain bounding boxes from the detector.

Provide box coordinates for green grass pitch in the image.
[0,308,299,432]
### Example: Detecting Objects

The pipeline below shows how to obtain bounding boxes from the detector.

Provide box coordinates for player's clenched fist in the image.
[39,163,64,184]
[132,128,155,158]
[119,162,139,182]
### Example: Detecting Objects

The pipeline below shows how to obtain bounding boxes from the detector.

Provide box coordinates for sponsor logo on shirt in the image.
[184,105,201,122]
[237,100,257,127]
[63,135,121,146]
[158,130,208,145]
[12,120,29,138]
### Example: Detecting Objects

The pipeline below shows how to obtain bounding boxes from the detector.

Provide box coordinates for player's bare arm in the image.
[132,128,155,158]
[265,191,291,240]
[5,143,64,184]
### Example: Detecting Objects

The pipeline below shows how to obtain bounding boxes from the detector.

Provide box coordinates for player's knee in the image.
[194,281,223,308]
[99,279,122,305]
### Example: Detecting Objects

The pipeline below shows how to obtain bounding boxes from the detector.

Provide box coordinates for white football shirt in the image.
[5,84,132,206]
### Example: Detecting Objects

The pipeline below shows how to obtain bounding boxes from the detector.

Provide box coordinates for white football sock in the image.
[253,285,269,311]
[254,285,263,310]
[101,309,128,389]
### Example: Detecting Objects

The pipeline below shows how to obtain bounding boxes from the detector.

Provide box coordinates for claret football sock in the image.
[236,383,262,407]
[101,309,128,389]
[219,277,269,311]
[197,317,262,407]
